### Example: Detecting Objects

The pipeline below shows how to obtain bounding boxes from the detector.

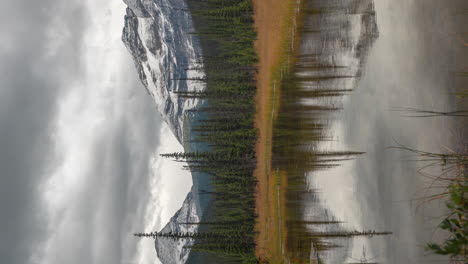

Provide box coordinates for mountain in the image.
[154,187,201,264]
[121,0,204,263]
[122,0,204,143]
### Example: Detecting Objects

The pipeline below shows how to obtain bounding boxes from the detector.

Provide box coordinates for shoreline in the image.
[252,0,302,262]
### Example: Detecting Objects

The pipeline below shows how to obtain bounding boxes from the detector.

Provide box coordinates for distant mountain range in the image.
[121,0,204,263]
[122,0,204,143]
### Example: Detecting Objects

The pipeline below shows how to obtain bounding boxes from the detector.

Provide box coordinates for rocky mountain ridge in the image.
[121,0,204,263]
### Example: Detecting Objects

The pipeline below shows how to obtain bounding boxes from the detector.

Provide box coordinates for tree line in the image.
[136,0,259,263]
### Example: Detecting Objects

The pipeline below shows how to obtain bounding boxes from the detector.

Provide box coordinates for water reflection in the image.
[272,0,467,263]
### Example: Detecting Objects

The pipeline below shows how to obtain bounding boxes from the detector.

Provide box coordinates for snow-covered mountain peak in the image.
[122,0,204,143]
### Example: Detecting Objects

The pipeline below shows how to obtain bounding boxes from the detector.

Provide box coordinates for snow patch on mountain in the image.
[122,0,204,143]
[154,188,200,264]
[122,0,204,263]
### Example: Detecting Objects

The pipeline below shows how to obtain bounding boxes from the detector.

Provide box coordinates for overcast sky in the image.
[0,1,191,263]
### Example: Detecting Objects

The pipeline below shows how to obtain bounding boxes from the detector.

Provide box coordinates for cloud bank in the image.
[0,1,192,264]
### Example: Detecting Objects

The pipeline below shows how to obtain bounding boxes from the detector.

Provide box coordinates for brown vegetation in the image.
[252,0,298,262]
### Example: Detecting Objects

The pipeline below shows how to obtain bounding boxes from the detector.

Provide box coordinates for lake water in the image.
[276,0,467,263]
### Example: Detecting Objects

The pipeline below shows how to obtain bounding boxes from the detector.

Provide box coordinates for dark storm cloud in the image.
[0,0,86,263]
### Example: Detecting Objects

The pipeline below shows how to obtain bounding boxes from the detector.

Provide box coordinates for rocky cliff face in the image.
[121,0,204,263]
[122,0,204,143]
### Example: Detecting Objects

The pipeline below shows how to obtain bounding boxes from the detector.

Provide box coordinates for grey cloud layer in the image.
[39,97,162,264]
[0,1,86,263]
[0,1,162,263]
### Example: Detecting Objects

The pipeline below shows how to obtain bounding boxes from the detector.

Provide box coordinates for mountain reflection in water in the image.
[272,0,467,263]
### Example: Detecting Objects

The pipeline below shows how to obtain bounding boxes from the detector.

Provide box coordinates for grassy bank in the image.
[251,0,304,262]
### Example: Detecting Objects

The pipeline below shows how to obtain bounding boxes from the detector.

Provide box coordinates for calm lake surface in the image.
[276,0,467,263]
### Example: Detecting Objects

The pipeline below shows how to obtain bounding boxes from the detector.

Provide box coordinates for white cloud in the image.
[135,124,192,264]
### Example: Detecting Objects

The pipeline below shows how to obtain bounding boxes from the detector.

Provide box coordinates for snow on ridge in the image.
[122,0,205,263]
[122,0,205,143]
[154,189,201,264]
